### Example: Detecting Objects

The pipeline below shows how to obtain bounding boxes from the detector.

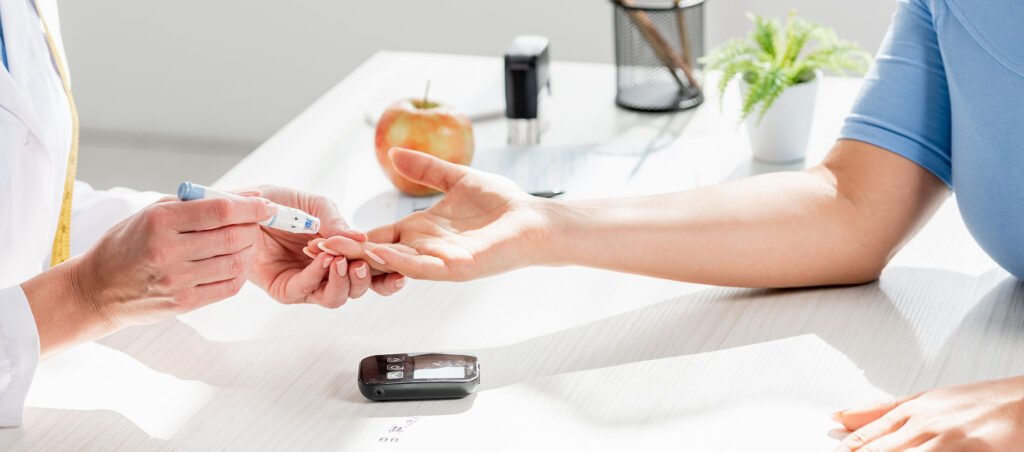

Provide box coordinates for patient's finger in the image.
[321,236,365,257]
[367,223,398,244]
[318,237,398,274]
[834,394,919,431]
[389,147,471,193]
[373,245,450,280]
[389,243,419,255]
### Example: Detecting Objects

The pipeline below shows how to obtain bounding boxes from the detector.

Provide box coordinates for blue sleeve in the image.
[840,0,953,186]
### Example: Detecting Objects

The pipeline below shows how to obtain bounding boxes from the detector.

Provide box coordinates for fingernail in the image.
[395,276,406,288]
[337,258,348,276]
[263,200,277,215]
[322,256,333,269]
[302,247,317,259]
[830,411,843,421]
[355,263,368,279]
[318,242,340,255]
[365,248,386,265]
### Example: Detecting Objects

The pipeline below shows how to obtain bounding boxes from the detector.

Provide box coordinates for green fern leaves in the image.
[702,12,872,123]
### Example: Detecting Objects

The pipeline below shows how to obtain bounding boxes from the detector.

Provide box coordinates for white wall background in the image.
[57,0,897,189]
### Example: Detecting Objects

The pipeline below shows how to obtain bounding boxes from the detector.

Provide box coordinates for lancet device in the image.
[176,182,321,235]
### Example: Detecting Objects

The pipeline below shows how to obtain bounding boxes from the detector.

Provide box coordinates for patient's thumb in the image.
[388,147,469,193]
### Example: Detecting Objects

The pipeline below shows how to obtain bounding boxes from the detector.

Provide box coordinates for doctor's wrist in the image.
[21,257,116,358]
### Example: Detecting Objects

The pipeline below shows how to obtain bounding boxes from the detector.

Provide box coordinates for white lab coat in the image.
[0,0,159,426]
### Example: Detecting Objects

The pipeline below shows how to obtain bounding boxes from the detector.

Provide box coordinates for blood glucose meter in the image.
[358,353,480,401]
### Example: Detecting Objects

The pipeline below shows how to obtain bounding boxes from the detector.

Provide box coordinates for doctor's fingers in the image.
[187,246,256,286]
[347,261,372,299]
[177,276,248,312]
[278,252,334,304]
[305,196,366,242]
[370,272,406,297]
[159,197,275,232]
[308,259,351,309]
[180,224,261,260]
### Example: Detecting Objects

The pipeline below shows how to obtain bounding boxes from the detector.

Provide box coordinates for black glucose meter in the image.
[358,353,480,401]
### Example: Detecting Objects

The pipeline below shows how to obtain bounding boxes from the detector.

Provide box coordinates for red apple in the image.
[375,98,475,196]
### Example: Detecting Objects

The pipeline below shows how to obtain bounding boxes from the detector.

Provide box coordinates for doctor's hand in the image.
[23,195,280,356]
[243,186,406,307]
[313,148,557,281]
[832,375,1024,451]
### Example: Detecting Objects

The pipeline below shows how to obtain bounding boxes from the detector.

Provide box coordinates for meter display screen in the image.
[412,356,469,380]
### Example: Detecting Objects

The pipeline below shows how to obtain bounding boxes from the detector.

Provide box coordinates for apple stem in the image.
[423,80,431,107]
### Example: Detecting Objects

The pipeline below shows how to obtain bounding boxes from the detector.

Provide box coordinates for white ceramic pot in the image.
[741,74,819,163]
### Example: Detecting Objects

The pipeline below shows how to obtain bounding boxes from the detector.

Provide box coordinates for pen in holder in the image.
[611,0,705,112]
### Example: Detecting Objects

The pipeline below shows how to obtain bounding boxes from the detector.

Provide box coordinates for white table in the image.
[3,52,1019,451]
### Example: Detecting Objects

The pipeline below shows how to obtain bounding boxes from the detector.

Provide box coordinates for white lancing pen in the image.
[176,182,321,234]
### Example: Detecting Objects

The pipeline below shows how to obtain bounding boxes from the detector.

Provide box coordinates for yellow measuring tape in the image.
[33,1,79,266]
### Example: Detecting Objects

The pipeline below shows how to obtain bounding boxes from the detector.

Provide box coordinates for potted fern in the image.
[703,12,871,163]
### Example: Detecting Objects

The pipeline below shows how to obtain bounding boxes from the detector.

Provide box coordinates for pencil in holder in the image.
[611,0,705,112]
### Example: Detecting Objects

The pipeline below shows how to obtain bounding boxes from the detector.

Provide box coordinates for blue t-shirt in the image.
[840,0,1024,278]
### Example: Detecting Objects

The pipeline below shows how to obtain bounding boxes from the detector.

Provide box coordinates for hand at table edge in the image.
[831,375,1024,451]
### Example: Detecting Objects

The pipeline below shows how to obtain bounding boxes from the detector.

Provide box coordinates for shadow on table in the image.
[41,266,1022,442]
[94,316,481,418]
[470,266,1024,424]
[0,408,166,451]
[4,317,479,448]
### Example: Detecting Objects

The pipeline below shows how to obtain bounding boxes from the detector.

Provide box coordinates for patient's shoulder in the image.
[940,0,1024,76]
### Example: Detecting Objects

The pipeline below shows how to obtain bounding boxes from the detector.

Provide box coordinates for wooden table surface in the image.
[2,51,1020,451]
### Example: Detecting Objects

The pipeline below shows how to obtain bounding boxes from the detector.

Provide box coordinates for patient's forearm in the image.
[540,142,947,288]
[542,169,872,287]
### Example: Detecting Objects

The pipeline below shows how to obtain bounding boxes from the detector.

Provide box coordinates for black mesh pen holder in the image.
[611,0,705,112]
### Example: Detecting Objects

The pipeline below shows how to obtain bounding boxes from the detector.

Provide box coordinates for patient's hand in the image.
[311,148,556,281]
